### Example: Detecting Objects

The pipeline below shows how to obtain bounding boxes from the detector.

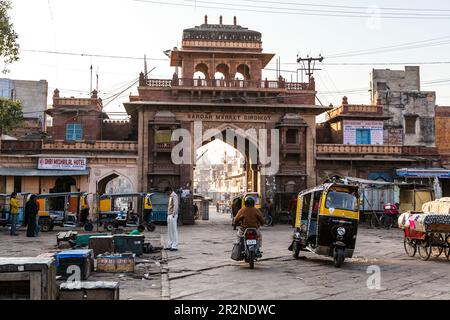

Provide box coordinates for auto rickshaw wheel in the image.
[147,223,156,232]
[417,239,432,261]
[292,243,301,259]
[403,237,416,257]
[104,223,114,232]
[41,223,52,232]
[84,223,94,232]
[333,248,345,268]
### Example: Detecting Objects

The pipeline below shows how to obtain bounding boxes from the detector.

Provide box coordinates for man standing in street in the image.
[9,192,19,236]
[165,186,179,251]
[80,193,90,226]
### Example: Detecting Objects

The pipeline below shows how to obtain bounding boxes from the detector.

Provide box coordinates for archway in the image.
[49,176,77,211]
[51,176,77,193]
[237,64,251,80]
[194,63,209,86]
[97,172,133,195]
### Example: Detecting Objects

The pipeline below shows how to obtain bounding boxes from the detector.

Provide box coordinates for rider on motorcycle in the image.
[233,197,265,257]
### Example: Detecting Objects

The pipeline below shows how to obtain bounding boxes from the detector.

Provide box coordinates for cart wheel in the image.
[417,239,432,261]
[431,233,444,258]
[84,223,94,232]
[403,237,416,257]
[445,234,450,260]
[147,223,156,232]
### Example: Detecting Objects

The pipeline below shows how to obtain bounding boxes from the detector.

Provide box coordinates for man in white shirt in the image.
[165,186,179,251]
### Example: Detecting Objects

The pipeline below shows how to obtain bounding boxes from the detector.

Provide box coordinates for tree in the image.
[0,0,19,73]
[0,97,23,136]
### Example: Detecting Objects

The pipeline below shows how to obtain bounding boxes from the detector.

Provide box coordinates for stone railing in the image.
[42,140,138,152]
[0,140,42,153]
[317,144,402,155]
[144,78,311,91]
[326,104,383,120]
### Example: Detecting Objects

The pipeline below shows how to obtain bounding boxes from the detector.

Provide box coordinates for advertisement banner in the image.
[38,157,87,170]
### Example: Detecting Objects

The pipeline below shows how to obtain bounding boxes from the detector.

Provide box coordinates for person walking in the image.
[9,192,19,236]
[165,186,179,251]
[25,194,38,237]
[80,193,90,226]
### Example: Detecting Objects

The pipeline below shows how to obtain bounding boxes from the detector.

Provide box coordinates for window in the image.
[356,129,371,144]
[155,129,172,144]
[405,117,416,135]
[66,123,83,141]
[301,193,311,220]
[286,129,298,144]
[325,191,358,212]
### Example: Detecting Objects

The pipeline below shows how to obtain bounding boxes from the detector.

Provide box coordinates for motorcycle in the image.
[242,228,261,269]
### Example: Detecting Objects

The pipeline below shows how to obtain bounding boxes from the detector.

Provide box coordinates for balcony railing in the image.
[317,144,402,155]
[326,104,383,120]
[144,78,311,91]
[42,140,138,152]
[0,140,42,153]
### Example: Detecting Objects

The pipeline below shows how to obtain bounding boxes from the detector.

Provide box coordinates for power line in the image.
[230,0,450,13]
[132,0,450,19]
[326,35,450,59]
[22,49,168,61]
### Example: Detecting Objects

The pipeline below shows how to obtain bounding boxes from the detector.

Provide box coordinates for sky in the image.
[6,0,450,118]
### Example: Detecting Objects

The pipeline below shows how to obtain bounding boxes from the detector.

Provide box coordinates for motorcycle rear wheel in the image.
[249,251,255,269]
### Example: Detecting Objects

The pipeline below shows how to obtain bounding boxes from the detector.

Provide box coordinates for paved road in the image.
[1,208,449,300]
[162,207,450,300]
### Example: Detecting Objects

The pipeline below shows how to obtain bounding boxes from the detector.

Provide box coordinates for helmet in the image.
[244,196,255,207]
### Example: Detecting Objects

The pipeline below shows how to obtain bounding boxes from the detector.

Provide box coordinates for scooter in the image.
[383,203,400,228]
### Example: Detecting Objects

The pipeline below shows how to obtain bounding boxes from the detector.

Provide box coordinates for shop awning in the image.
[396,168,450,178]
[0,168,89,176]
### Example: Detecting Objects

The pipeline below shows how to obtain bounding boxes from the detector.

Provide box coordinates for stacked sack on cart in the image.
[398,198,450,233]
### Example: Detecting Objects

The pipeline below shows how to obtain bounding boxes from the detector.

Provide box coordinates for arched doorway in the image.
[51,176,77,193]
[97,173,133,195]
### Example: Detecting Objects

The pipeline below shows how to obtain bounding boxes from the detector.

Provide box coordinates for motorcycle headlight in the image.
[337,227,346,236]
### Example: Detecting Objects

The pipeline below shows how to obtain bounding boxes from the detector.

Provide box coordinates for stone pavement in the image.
[162,207,450,300]
[1,209,449,300]
[0,224,164,300]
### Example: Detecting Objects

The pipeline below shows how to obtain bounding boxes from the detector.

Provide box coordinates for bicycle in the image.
[366,211,396,229]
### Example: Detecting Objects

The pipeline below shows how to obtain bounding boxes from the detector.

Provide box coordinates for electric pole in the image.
[296,54,324,82]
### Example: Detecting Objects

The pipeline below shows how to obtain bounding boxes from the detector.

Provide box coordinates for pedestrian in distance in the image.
[9,192,19,236]
[25,194,38,237]
[165,186,179,251]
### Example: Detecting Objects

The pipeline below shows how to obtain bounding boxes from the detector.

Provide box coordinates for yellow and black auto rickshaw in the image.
[231,192,262,229]
[37,192,93,232]
[98,192,156,231]
[288,181,360,267]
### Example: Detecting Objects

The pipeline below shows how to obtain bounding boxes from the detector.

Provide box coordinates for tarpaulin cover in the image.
[422,198,450,215]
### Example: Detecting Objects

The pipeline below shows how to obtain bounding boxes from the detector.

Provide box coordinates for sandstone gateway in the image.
[123,16,329,203]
